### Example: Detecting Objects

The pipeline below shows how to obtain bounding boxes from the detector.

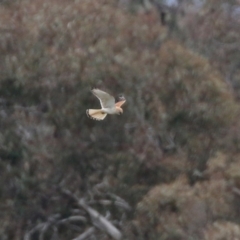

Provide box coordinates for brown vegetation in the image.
[0,0,240,239]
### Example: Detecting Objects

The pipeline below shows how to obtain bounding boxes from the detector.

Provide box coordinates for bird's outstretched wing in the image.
[115,100,126,108]
[91,89,115,108]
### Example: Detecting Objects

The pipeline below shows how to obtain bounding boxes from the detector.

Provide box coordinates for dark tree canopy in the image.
[0,0,240,239]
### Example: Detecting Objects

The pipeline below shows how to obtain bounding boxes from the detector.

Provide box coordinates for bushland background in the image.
[1,0,240,239]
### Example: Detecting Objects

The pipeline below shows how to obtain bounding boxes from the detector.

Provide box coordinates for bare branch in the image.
[108,193,132,211]
[232,187,240,196]
[58,216,87,224]
[78,199,122,240]
[24,223,45,240]
[72,227,95,240]
[39,222,51,240]
[59,188,123,239]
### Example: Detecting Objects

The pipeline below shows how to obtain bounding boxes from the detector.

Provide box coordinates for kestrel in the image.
[86,89,126,120]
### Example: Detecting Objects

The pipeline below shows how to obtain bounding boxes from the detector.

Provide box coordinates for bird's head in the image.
[116,107,123,115]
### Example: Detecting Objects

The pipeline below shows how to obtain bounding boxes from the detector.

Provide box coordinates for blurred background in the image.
[1,0,240,239]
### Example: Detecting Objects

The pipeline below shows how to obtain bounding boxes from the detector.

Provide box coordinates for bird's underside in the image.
[86,109,107,121]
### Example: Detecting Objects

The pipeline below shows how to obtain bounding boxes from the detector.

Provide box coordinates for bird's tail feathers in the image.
[86,109,107,120]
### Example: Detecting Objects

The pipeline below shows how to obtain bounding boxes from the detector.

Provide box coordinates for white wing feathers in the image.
[91,89,115,108]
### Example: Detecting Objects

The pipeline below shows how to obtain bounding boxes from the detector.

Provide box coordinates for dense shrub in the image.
[0,0,239,239]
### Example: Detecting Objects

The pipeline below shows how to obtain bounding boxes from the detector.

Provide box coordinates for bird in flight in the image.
[86,89,126,120]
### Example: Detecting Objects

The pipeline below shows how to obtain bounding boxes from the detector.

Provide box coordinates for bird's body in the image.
[102,107,120,114]
[86,89,126,120]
